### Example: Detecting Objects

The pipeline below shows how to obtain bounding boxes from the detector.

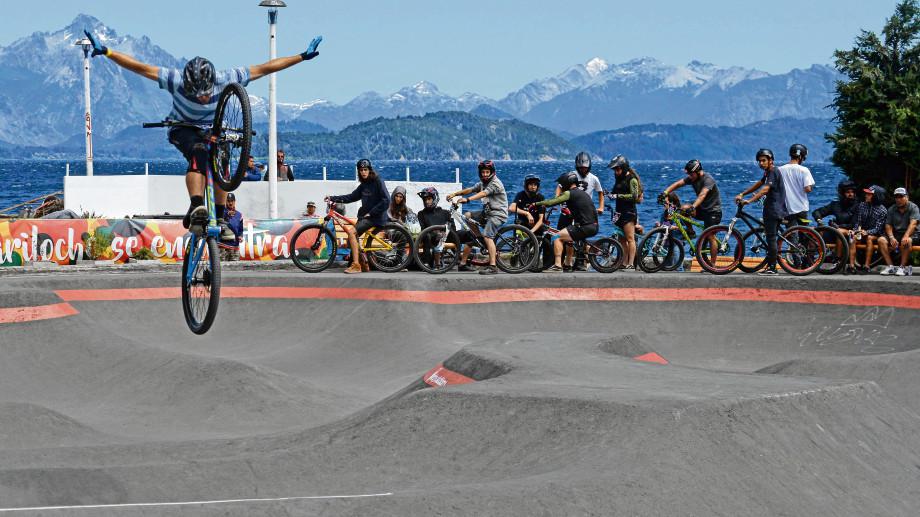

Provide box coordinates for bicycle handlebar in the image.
[142,120,205,130]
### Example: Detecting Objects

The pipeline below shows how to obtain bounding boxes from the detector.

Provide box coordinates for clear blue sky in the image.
[1,0,902,104]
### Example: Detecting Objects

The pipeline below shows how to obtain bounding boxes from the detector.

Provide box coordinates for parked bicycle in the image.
[142,82,253,334]
[636,198,706,273]
[537,206,624,273]
[290,201,414,273]
[413,200,539,274]
[696,200,825,275]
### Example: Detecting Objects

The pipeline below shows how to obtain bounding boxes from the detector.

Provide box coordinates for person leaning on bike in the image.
[326,159,390,274]
[81,29,322,237]
[531,172,599,272]
[660,159,722,229]
[735,149,787,276]
[446,160,508,275]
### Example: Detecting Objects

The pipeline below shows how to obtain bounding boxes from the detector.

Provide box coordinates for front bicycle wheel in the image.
[211,83,252,192]
[637,227,674,273]
[365,223,414,272]
[816,226,849,275]
[494,224,539,274]
[661,238,685,271]
[738,228,768,273]
[778,226,825,276]
[695,225,743,275]
[413,226,460,274]
[587,237,625,273]
[290,224,337,272]
[182,236,220,334]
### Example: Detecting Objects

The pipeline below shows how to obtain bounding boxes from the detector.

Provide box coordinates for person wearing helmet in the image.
[81,28,322,238]
[778,144,815,226]
[446,160,508,275]
[326,159,390,274]
[530,171,599,272]
[660,159,723,229]
[735,149,787,275]
[606,155,644,269]
[554,153,604,270]
[416,187,453,269]
[510,175,549,270]
[847,185,888,274]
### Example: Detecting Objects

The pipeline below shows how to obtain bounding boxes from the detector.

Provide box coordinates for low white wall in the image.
[66,176,462,219]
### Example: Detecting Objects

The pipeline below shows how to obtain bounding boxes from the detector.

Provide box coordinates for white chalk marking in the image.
[0,492,393,513]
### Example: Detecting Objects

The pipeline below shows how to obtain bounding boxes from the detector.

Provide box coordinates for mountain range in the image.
[0,14,842,158]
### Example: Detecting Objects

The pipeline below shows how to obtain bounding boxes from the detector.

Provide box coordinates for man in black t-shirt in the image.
[736,149,787,275]
[510,174,549,270]
[417,187,452,269]
[661,159,722,228]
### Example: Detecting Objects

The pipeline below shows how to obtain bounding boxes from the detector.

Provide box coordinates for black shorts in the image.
[891,230,920,246]
[167,126,209,175]
[696,210,722,229]
[615,212,637,229]
[566,223,599,241]
[354,218,376,236]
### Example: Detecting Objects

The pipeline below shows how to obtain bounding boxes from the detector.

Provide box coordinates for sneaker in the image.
[622,264,636,271]
[217,218,235,241]
[880,265,896,276]
[757,268,778,276]
[843,265,856,275]
[545,265,563,273]
[187,205,208,236]
[458,263,475,272]
[895,266,906,277]
[478,265,498,275]
[573,265,589,272]
[857,265,869,275]
[343,262,362,274]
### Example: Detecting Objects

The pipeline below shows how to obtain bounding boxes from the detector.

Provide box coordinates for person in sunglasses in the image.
[446,160,508,275]
[660,159,722,229]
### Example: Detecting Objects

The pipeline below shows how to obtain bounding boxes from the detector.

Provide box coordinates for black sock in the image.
[190,196,204,209]
[216,204,226,220]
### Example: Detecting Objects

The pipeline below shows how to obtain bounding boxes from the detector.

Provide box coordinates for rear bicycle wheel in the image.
[778,226,825,276]
[211,83,252,192]
[816,226,848,275]
[637,227,673,273]
[695,225,743,275]
[661,238,685,271]
[365,223,414,272]
[290,224,337,272]
[587,237,624,273]
[494,224,539,274]
[413,226,459,274]
[738,228,768,273]
[182,236,220,334]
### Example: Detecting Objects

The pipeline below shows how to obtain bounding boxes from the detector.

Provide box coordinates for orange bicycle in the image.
[290,202,414,272]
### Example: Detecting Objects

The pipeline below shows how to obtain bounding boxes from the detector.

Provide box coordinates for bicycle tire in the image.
[661,237,685,271]
[816,226,849,275]
[778,226,825,276]
[494,224,539,274]
[413,226,460,274]
[587,237,625,273]
[738,228,768,273]
[637,227,673,273]
[695,225,744,275]
[365,223,414,272]
[182,236,220,334]
[290,224,337,272]
[211,83,252,192]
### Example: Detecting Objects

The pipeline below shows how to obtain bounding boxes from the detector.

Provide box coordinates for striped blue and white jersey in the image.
[157,66,251,124]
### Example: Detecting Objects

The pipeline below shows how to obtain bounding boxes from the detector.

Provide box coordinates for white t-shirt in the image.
[778,163,815,214]
[572,171,604,202]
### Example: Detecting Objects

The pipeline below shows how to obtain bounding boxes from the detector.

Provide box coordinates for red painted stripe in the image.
[423,364,475,387]
[634,352,669,365]
[55,287,920,310]
[0,303,78,324]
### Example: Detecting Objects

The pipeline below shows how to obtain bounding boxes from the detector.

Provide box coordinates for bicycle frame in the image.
[657,204,705,253]
[543,206,603,255]
[321,205,395,253]
[185,137,221,286]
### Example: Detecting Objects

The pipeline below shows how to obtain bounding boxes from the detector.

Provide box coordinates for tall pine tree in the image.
[827,0,920,194]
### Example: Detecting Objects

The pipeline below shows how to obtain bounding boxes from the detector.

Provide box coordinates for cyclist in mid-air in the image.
[82,29,323,237]
[531,172,599,272]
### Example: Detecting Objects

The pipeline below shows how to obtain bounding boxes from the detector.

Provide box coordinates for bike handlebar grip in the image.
[142,122,165,128]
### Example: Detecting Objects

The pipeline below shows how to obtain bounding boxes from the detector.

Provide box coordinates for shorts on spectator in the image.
[615,212,638,229]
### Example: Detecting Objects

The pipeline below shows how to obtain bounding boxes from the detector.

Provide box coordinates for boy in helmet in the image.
[416,187,452,269]
[510,174,549,270]
[447,160,508,275]
[736,149,787,275]
[778,144,815,225]
[531,171,599,272]
[82,29,322,238]
[558,152,604,270]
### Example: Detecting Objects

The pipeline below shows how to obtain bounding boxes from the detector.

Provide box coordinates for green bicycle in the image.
[636,200,707,273]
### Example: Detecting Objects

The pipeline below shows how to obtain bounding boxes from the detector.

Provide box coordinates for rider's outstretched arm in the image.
[250,36,322,81]
[84,29,158,81]
[534,191,571,208]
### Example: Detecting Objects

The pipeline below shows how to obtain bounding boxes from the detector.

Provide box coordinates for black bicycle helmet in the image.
[556,171,579,189]
[182,57,216,97]
[478,160,496,183]
[684,159,702,174]
[789,143,808,161]
[418,186,439,206]
[837,179,857,197]
[755,148,774,161]
[356,158,372,170]
[524,174,541,187]
[575,152,592,171]
[607,154,630,171]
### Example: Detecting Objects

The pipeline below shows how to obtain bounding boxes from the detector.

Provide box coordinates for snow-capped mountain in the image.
[499,57,610,116]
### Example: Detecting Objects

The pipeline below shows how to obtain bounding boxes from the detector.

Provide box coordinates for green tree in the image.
[827,0,920,195]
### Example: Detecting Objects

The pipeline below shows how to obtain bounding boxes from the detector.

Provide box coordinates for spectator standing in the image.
[778,143,815,224]
[243,156,264,181]
[264,149,294,181]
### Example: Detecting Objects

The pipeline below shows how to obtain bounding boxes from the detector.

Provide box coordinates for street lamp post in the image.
[260,0,286,219]
[74,38,94,176]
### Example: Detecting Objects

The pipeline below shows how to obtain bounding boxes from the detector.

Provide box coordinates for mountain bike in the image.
[537,206,624,272]
[142,82,252,334]
[695,200,825,275]
[636,199,706,273]
[413,201,539,274]
[734,214,846,274]
[290,202,414,272]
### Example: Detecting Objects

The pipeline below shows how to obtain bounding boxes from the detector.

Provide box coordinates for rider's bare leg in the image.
[554,230,573,268]
[344,226,360,265]
[484,237,497,266]
[459,244,472,265]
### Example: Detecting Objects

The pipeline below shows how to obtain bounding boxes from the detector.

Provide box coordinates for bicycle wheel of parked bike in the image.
[211,83,252,192]
[290,224,337,272]
[365,223,414,272]
[738,228,768,273]
[661,239,685,271]
[816,226,849,275]
[637,227,676,273]
[777,226,825,276]
[413,226,460,274]
[587,237,625,273]
[494,224,539,273]
[695,225,744,275]
[182,236,220,335]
